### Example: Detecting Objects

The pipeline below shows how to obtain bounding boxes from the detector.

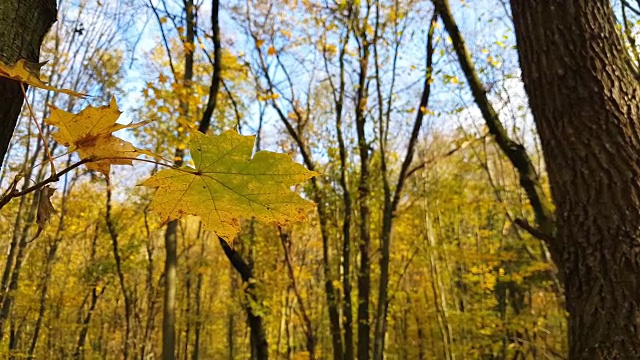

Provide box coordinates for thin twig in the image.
[514,218,554,243]
[0,158,90,210]
[406,134,487,179]
[148,0,177,80]
[623,0,640,16]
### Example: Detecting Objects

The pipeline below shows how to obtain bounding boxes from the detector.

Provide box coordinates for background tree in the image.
[3,0,636,359]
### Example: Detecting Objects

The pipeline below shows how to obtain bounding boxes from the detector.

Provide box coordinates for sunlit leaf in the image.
[141,129,319,241]
[0,59,86,97]
[45,97,154,176]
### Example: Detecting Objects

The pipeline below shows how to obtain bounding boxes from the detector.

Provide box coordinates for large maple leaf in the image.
[141,130,319,241]
[45,97,152,176]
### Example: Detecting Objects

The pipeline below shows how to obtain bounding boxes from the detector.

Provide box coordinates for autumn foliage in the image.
[1,0,635,359]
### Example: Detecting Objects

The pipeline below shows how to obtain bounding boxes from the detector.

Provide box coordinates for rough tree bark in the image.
[0,0,57,167]
[509,1,640,358]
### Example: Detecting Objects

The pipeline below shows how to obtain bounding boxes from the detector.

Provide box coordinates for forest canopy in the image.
[0,0,638,359]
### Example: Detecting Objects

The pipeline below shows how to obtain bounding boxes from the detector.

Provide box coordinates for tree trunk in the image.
[510,1,640,358]
[278,229,316,359]
[219,237,269,360]
[106,182,133,360]
[191,235,204,360]
[163,220,179,360]
[0,0,56,167]
[354,14,372,360]
[74,285,107,360]
[162,2,196,358]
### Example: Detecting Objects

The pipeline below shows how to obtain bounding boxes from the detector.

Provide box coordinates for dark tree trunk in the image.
[510,1,640,358]
[0,0,57,167]
[219,238,269,360]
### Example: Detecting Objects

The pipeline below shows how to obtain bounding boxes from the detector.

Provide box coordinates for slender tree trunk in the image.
[227,263,236,360]
[106,181,132,360]
[74,285,107,360]
[27,239,58,359]
[163,219,179,360]
[163,2,196,359]
[140,222,159,360]
[415,313,426,360]
[326,9,353,359]
[278,229,316,359]
[0,0,56,167]
[191,235,204,360]
[509,1,640,358]
[354,11,372,360]
[315,188,344,360]
[74,227,106,360]
[183,266,192,360]
[425,214,454,360]
[219,238,268,360]
[196,2,267,355]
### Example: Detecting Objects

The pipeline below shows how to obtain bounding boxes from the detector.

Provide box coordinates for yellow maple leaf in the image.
[267,46,277,56]
[45,97,153,176]
[0,59,85,97]
[140,130,319,241]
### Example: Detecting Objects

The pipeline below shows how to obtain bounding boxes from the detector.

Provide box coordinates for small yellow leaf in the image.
[0,59,85,97]
[267,46,277,56]
[256,39,265,47]
[184,42,196,54]
[45,97,155,177]
[420,106,434,115]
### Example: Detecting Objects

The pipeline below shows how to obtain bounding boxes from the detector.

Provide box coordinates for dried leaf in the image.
[33,186,56,240]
